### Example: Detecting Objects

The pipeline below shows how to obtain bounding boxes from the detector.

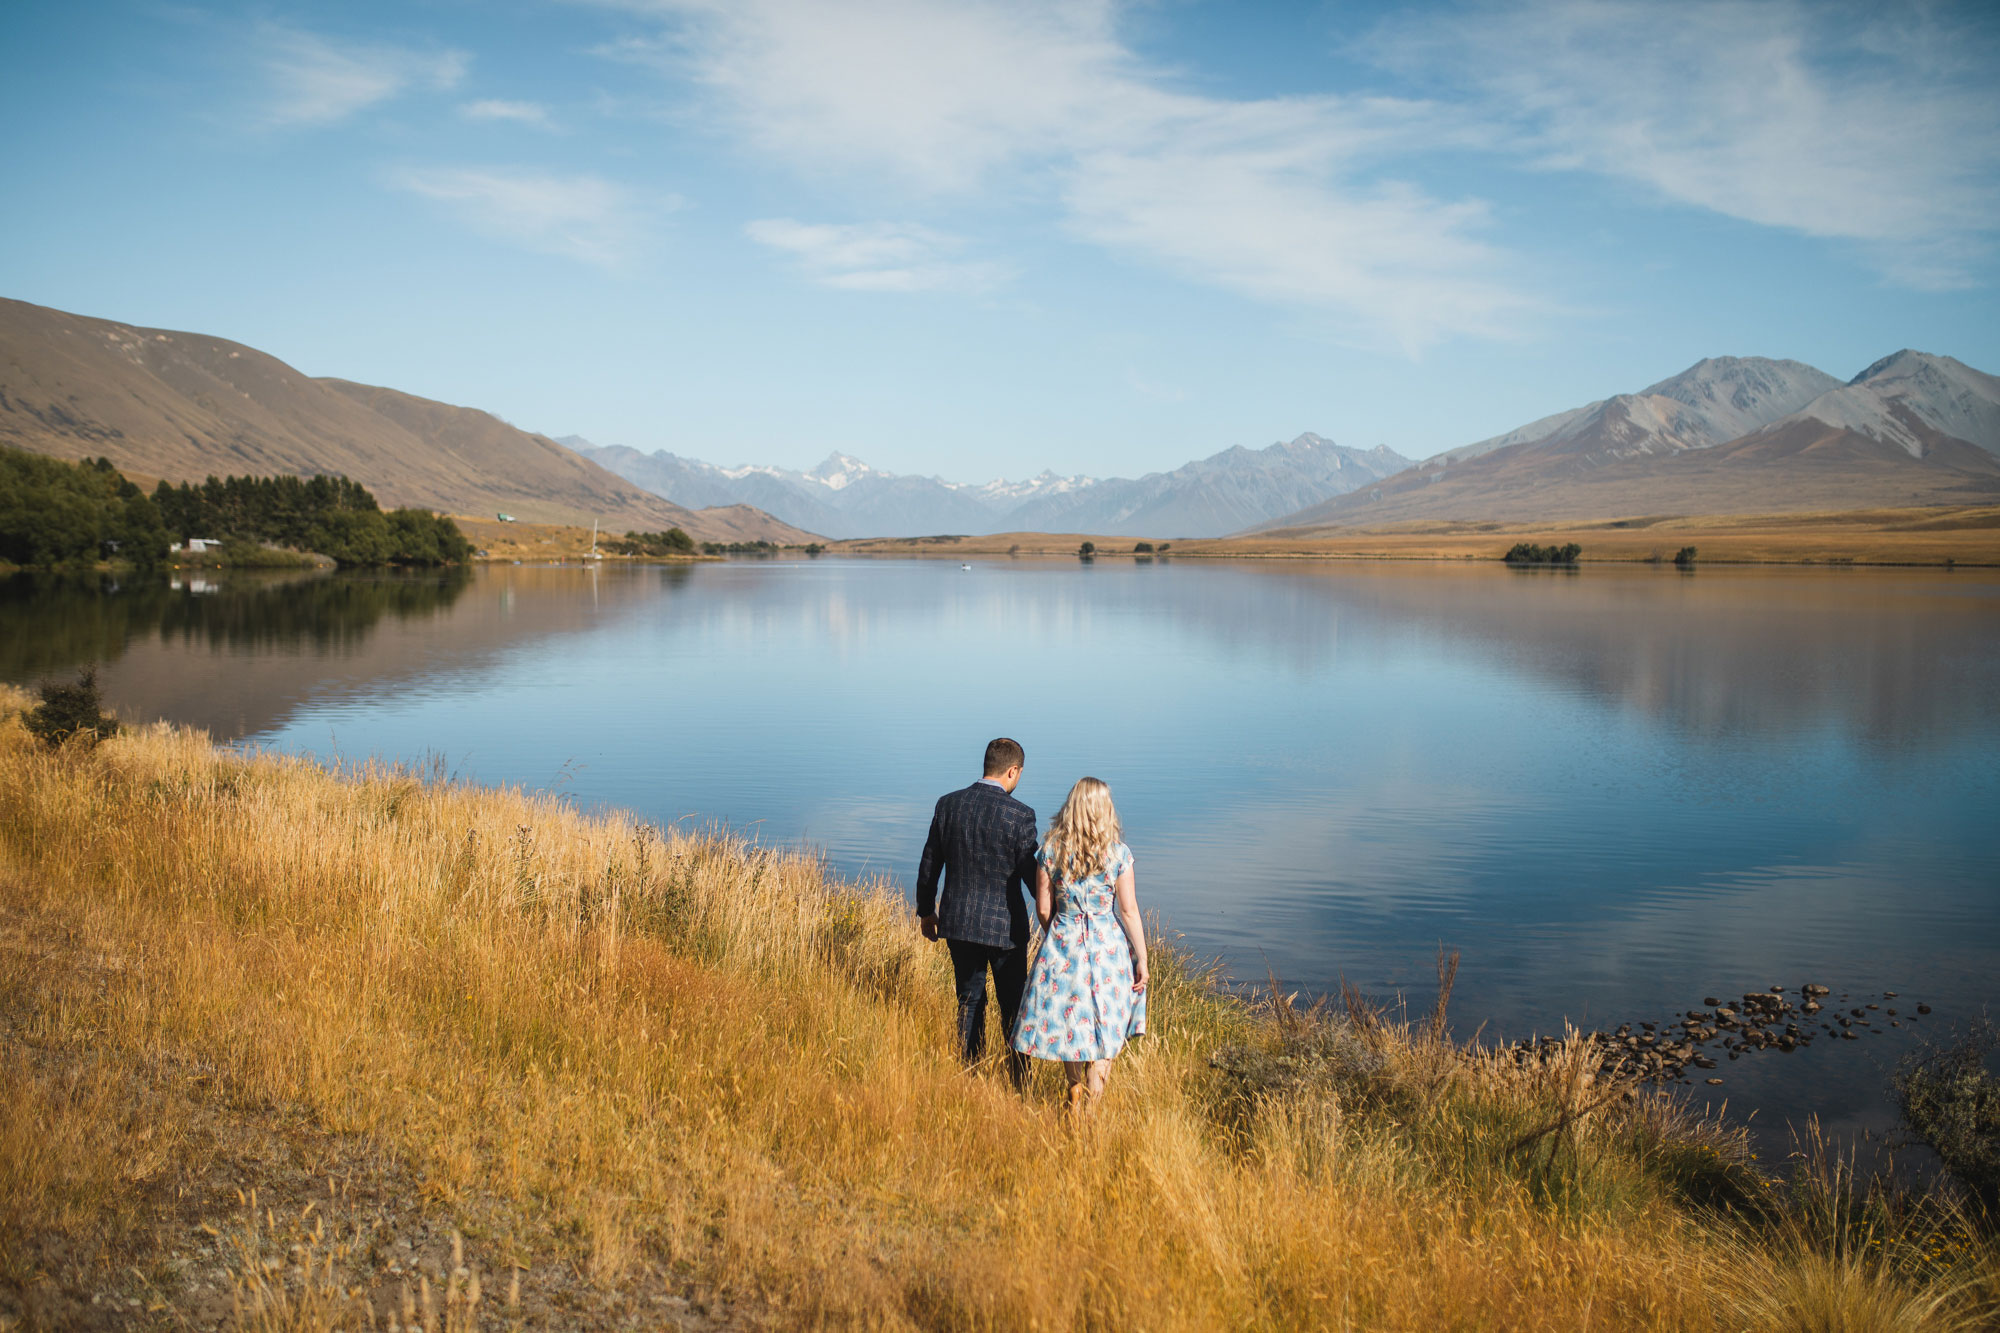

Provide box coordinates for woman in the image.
[1012,776,1149,1112]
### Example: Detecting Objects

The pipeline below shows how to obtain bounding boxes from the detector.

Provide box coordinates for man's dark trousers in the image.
[916,778,1039,1086]
[947,939,1028,1083]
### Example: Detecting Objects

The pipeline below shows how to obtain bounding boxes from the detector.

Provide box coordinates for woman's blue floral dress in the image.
[1013,842,1146,1063]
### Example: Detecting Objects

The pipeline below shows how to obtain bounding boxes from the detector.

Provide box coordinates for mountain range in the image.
[0,298,812,544]
[1260,352,2000,532]
[572,434,1415,539]
[5,295,1994,544]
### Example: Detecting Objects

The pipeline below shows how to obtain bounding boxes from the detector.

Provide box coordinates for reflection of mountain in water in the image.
[1219,564,2000,752]
[6,560,1995,756]
[613,561,2000,754]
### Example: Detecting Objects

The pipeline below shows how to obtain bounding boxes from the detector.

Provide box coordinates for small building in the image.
[174,537,224,553]
[496,513,517,523]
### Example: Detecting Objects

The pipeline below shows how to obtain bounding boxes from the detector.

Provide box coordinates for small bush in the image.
[1134,541,1154,553]
[24,667,120,749]
[1503,542,1582,565]
[608,528,696,557]
[1674,546,1699,567]
[1895,1021,2000,1218]
[1078,540,1096,558]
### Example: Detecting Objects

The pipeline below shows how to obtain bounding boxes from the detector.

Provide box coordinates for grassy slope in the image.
[1,693,1994,1330]
[831,505,2000,566]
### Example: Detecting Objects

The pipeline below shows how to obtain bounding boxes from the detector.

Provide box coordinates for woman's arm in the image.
[1112,864,1148,993]
[1034,864,1054,930]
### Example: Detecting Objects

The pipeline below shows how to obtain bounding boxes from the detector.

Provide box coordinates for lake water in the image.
[8,557,1998,1148]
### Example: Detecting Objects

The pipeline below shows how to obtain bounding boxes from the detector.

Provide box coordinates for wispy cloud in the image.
[254,23,467,127]
[1369,0,2000,289]
[745,218,1008,292]
[605,0,1537,350]
[461,99,554,129]
[390,166,650,267]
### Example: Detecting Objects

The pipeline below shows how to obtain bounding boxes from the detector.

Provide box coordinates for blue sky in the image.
[4,0,1998,478]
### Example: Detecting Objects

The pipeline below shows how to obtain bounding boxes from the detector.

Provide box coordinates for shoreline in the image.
[826,504,2000,568]
[3,690,1995,1328]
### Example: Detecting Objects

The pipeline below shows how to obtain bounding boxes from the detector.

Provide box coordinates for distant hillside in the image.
[1261,353,2000,531]
[0,297,814,544]
[577,433,1412,539]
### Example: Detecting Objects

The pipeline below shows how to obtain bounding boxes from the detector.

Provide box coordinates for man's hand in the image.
[918,913,941,942]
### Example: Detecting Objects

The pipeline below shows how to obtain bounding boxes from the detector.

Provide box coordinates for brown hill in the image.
[0,297,816,543]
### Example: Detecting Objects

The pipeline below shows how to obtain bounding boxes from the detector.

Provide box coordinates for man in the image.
[916,737,1039,1086]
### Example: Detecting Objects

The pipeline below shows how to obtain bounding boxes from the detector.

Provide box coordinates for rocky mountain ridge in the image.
[1261,352,2000,531]
[576,432,1413,539]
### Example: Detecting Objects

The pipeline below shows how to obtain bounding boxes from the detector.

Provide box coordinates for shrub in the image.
[24,666,120,749]
[1674,546,1699,567]
[1895,1021,2000,1217]
[1078,540,1096,557]
[1134,541,1154,553]
[1503,542,1582,565]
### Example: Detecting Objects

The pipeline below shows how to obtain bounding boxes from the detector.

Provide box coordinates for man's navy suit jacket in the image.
[916,780,1039,949]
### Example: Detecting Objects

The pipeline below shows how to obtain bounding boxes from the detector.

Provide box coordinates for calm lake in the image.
[8,557,1998,1146]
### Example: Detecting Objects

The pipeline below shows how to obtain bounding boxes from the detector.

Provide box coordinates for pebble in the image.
[1502,980,1922,1088]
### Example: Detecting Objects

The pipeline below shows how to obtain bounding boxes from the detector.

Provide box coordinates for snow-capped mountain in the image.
[1261,351,2000,530]
[570,433,1409,539]
[1013,434,1411,536]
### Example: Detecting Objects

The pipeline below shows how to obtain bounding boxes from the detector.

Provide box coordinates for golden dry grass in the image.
[451,516,719,564]
[1,689,1994,1330]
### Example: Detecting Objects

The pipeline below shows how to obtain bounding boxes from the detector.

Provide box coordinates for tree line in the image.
[1,448,169,569]
[152,472,471,566]
[0,446,471,568]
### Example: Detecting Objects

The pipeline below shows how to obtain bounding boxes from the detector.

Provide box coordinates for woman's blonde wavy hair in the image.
[1041,777,1122,886]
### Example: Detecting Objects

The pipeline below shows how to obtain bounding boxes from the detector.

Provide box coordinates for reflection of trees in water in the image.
[0,569,471,682]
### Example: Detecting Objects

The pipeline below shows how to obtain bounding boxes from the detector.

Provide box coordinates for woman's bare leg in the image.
[1063,1061,1089,1113]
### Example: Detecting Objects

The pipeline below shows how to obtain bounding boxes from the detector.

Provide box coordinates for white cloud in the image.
[745,218,1008,292]
[605,0,1538,349]
[1370,0,2000,288]
[461,99,554,128]
[255,24,467,127]
[391,167,648,267]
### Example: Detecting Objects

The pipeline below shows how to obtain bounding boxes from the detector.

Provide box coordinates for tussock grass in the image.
[1,686,1994,1329]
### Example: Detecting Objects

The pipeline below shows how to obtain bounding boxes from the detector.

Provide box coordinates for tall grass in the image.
[1,688,1993,1330]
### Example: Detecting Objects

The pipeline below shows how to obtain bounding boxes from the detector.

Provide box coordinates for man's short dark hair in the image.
[983,737,1024,776]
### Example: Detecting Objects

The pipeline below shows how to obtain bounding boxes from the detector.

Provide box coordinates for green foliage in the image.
[607,528,696,557]
[1674,546,1699,567]
[1503,542,1582,565]
[1133,541,1154,553]
[24,666,120,749]
[701,539,777,555]
[0,448,169,569]
[1078,540,1096,557]
[1157,542,1170,553]
[1895,1021,2000,1217]
[151,472,471,566]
